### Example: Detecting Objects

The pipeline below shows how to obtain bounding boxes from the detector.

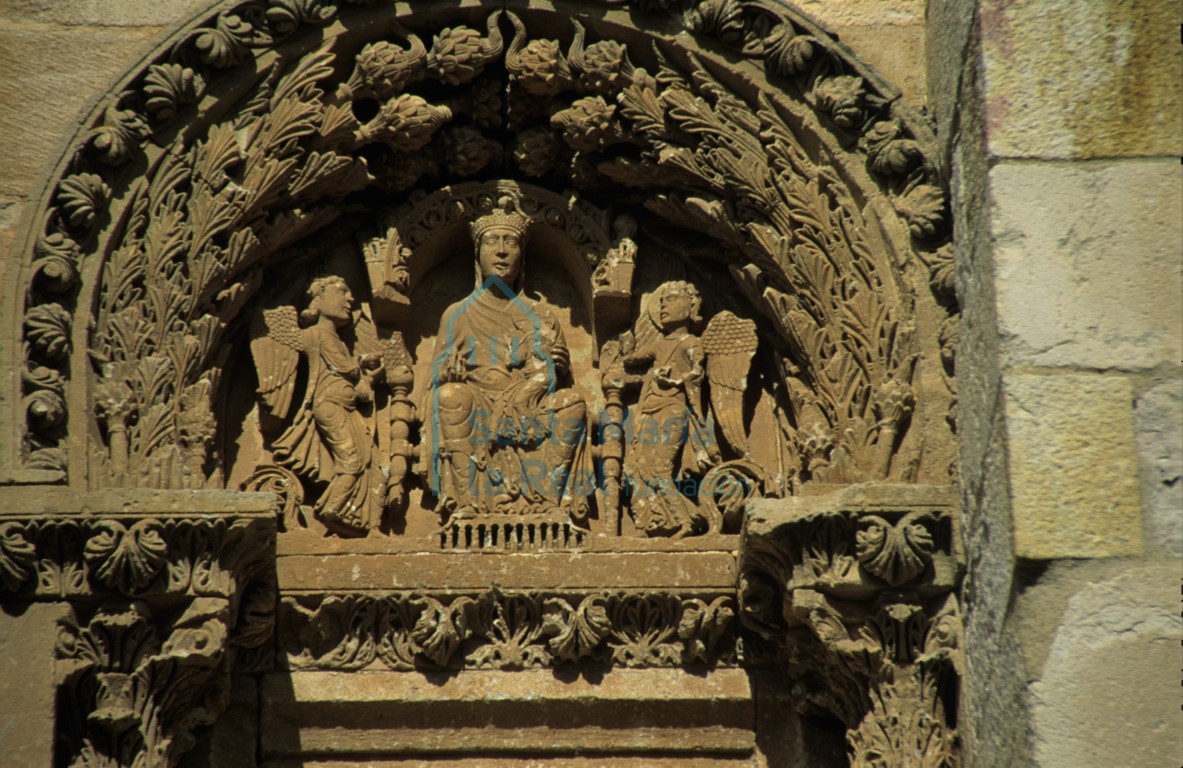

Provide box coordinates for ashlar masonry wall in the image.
[928,0,1182,765]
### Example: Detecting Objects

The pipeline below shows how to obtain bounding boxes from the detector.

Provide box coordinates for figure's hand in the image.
[359,352,386,383]
[440,348,467,383]
[355,376,374,403]
[652,366,682,387]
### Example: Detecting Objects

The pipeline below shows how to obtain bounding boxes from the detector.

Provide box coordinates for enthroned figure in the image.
[425,208,589,524]
[251,276,388,536]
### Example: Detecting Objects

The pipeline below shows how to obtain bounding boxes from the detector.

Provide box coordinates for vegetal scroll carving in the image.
[9,2,954,555]
[280,590,736,671]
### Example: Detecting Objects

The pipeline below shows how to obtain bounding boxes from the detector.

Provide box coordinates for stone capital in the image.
[738,484,964,767]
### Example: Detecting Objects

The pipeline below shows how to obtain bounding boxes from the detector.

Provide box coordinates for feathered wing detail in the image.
[702,311,758,457]
[250,306,302,419]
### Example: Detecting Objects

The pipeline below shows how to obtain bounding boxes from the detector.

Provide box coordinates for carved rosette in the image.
[278,589,737,672]
[0,492,276,768]
[738,486,963,767]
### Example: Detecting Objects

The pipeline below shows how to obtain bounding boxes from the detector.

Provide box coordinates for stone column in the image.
[0,488,276,768]
[738,484,964,767]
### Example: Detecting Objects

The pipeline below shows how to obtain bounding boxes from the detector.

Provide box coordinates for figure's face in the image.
[478,226,523,286]
[314,280,353,326]
[658,290,695,329]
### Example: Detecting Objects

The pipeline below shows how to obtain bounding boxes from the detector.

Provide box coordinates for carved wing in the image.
[250,306,302,419]
[702,311,758,457]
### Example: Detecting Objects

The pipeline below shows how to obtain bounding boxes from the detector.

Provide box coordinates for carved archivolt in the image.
[0,3,963,766]
[4,1,955,518]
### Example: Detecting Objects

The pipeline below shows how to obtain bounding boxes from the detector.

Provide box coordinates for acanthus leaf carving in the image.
[739,489,963,768]
[88,99,152,166]
[39,499,274,768]
[0,522,37,591]
[31,229,82,294]
[58,172,111,232]
[856,512,934,586]
[543,593,611,663]
[84,520,169,594]
[56,599,236,768]
[410,594,474,667]
[143,63,205,122]
[280,590,736,671]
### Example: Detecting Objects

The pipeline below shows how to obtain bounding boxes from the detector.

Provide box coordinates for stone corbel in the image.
[0,488,277,768]
[738,484,963,768]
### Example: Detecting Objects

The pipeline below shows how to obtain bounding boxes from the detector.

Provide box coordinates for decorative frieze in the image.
[279,589,737,671]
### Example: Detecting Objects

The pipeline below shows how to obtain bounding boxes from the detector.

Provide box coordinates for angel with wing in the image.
[616,281,759,537]
[250,276,391,537]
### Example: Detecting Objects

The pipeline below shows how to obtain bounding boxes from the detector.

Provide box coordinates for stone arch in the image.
[4,0,956,495]
[0,2,966,766]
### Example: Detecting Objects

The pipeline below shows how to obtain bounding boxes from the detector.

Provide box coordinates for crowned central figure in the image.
[424,206,590,525]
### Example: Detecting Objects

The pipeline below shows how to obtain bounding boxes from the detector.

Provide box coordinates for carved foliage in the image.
[739,496,963,768]
[0,516,274,601]
[56,600,239,768]
[88,48,369,492]
[12,1,952,499]
[280,590,736,671]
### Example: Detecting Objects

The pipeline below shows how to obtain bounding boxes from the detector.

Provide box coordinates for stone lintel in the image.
[0,487,276,519]
[261,667,757,758]
[277,550,737,592]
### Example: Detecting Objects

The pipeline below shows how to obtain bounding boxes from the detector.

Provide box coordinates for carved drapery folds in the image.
[5,1,955,522]
[738,485,964,767]
[0,492,276,768]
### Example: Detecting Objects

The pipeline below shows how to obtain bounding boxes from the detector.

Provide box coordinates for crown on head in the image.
[470,205,531,244]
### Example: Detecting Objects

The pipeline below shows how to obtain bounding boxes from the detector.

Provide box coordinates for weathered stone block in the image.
[1134,377,1183,558]
[1029,562,1182,766]
[262,668,756,759]
[0,0,207,27]
[990,159,1183,370]
[0,603,65,768]
[980,0,1182,158]
[1003,372,1142,559]
[831,24,927,106]
[0,26,162,197]
[795,0,923,28]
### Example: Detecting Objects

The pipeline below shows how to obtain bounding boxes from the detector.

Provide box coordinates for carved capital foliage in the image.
[277,589,736,672]
[0,512,274,605]
[0,492,276,768]
[738,485,963,767]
